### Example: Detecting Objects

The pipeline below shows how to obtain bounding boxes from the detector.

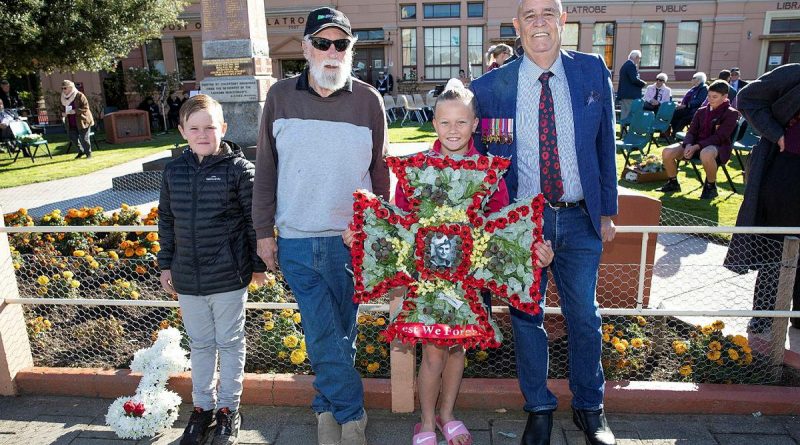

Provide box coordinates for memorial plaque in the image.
[200,78,259,102]
[203,58,255,77]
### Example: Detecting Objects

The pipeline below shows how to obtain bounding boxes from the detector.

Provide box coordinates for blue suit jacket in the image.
[617,59,646,100]
[470,50,618,238]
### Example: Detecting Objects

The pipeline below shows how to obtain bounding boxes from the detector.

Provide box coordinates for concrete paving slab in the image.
[714,434,798,445]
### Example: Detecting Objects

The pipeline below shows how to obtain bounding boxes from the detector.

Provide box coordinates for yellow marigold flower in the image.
[62,271,74,280]
[125,248,135,257]
[602,333,611,343]
[121,203,129,210]
[300,340,306,351]
[631,338,644,348]
[52,273,61,280]
[708,341,722,351]
[264,321,275,331]
[146,232,159,242]
[151,243,161,253]
[636,316,647,326]
[615,330,624,338]
[281,309,293,318]
[290,349,307,365]
[620,339,629,348]
[367,362,380,373]
[12,262,20,270]
[159,320,170,329]
[701,325,714,335]
[37,276,50,285]
[278,351,287,359]
[376,317,386,326]
[120,281,131,289]
[130,291,140,300]
[679,365,692,376]
[614,342,627,353]
[358,315,367,324]
[262,311,273,319]
[73,250,86,257]
[743,353,753,365]
[70,280,80,288]
[732,335,748,348]
[293,313,302,324]
[712,320,725,331]
[283,335,299,349]
[135,247,147,256]
[43,320,52,329]
[611,336,620,345]
[18,208,27,215]
[90,261,100,269]
[358,334,366,342]
[707,350,721,361]
[742,345,752,354]
[672,341,687,355]
[475,350,489,361]
[728,349,740,361]
[365,345,376,354]
[108,251,119,260]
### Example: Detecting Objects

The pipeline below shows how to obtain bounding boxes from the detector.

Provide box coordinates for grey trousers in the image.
[178,286,248,411]
[68,126,91,154]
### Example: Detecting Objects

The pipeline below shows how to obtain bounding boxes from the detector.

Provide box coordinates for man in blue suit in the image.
[617,50,646,121]
[470,0,617,444]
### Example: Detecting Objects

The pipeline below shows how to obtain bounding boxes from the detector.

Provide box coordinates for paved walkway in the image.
[0,395,797,445]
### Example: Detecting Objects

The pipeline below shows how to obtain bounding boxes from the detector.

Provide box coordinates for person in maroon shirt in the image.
[657,80,740,199]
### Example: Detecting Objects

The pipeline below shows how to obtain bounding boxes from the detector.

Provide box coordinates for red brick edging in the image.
[14,367,800,415]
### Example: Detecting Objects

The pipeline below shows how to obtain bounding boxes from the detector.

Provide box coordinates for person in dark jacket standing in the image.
[724,63,800,334]
[158,94,266,445]
[617,50,646,120]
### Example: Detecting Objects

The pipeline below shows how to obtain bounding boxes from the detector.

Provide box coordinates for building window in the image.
[424,27,460,80]
[354,29,385,41]
[467,3,484,18]
[500,24,517,38]
[591,22,615,69]
[423,3,460,19]
[770,18,800,33]
[640,22,664,69]
[563,23,579,52]
[144,39,166,74]
[401,5,416,20]
[402,28,417,80]
[175,37,195,81]
[468,26,483,77]
[675,21,700,68]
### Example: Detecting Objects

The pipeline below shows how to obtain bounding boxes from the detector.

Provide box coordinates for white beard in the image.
[307,49,354,92]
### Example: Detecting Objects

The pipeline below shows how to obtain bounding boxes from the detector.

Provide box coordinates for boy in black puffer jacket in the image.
[157,94,266,445]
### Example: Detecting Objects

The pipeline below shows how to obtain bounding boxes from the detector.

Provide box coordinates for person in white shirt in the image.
[642,73,672,112]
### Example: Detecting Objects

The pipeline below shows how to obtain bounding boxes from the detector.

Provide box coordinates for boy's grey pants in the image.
[178,287,247,411]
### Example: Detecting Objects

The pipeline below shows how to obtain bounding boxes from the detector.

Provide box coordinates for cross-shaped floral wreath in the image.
[350,152,545,349]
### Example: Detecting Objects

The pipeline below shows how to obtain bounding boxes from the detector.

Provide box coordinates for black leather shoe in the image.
[520,410,553,445]
[657,179,680,193]
[572,408,616,445]
[74,152,84,159]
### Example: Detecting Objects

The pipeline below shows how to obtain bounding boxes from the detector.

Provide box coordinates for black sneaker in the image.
[657,179,681,193]
[700,182,718,199]
[211,408,241,445]
[180,407,215,445]
[74,152,84,159]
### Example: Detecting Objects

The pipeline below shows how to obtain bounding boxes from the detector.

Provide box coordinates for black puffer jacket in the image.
[158,141,266,296]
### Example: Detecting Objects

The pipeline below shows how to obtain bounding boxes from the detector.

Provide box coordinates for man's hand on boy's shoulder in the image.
[257,238,278,272]
[159,270,176,295]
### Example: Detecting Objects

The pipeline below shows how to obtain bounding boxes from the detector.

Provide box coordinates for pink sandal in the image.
[436,417,473,445]
[412,422,437,445]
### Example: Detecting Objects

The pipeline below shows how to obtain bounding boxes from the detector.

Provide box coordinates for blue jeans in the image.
[510,204,605,412]
[277,236,364,424]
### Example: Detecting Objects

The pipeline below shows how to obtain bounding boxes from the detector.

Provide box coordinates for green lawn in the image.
[388,121,745,226]
[0,131,183,189]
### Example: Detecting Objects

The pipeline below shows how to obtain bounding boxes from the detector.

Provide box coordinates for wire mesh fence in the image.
[2,202,798,386]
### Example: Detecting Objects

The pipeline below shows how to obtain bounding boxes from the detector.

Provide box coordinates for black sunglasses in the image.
[310,36,351,52]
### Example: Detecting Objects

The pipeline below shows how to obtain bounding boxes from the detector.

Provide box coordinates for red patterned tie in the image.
[538,72,564,202]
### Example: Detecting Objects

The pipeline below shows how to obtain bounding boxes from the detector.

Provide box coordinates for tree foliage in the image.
[0,0,190,75]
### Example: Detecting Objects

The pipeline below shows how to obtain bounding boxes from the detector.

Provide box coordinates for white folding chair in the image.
[399,95,425,126]
[383,95,397,123]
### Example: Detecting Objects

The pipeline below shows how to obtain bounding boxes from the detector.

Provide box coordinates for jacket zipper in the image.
[192,165,201,295]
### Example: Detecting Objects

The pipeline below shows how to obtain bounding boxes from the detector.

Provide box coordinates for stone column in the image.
[0,206,34,396]
[200,0,276,149]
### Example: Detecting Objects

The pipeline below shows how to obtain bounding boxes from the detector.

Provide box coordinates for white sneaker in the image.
[316,411,341,445]
[340,410,367,445]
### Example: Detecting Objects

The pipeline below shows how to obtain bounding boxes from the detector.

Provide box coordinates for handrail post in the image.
[0,205,34,395]
[389,290,415,412]
[636,231,650,310]
[769,236,799,368]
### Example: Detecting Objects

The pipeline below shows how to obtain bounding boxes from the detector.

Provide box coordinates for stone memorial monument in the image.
[199,0,275,149]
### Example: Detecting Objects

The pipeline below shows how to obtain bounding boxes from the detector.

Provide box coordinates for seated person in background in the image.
[717,70,738,105]
[657,80,740,199]
[668,71,708,135]
[0,100,16,141]
[0,80,22,109]
[642,72,672,112]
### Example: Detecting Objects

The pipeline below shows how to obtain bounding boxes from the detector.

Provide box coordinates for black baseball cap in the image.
[304,7,352,37]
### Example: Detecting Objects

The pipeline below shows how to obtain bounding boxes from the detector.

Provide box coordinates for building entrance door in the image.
[352,47,385,86]
[765,40,800,71]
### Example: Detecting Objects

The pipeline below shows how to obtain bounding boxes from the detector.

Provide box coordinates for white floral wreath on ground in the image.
[105,327,190,439]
